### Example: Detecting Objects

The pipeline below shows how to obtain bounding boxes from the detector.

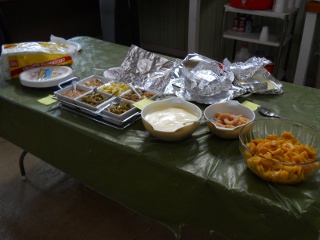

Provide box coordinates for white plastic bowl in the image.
[204,100,255,139]
[141,97,202,141]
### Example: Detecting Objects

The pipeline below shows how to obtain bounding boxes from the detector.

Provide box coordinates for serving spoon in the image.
[181,118,218,126]
[94,90,121,114]
[128,83,142,98]
[258,106,285,119]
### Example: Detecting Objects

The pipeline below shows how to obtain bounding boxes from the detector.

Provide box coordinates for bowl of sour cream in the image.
[141,97,202,141]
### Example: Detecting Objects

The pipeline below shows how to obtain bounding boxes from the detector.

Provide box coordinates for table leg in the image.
[293,12,317,85]
[19,150,28,181]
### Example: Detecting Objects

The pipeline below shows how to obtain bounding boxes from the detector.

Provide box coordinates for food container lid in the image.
[19,66,73,88]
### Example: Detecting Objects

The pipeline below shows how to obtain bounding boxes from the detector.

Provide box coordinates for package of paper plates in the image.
[0,41,77,80]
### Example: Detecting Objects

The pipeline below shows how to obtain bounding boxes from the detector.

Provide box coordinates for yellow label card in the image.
[133,98,154,110]
[242,100,259,111]
[38,94,57,105]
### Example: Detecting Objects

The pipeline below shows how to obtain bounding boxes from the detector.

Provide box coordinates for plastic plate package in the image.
[0,41,77,80]
[50,35,82,52]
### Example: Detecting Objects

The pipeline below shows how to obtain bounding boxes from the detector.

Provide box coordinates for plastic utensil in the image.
[128,83,142,98]
[182,118,218,126]
[95,90,121,114]
[72,78,77,91]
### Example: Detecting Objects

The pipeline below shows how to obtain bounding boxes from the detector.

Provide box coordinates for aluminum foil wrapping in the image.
[224,57,271,81]
[117,47,283,105]
[117,45,175,95]
[223,57,283,95]
[164,53,247,104]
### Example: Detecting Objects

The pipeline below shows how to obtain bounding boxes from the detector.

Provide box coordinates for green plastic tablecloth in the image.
[1,36,320,240]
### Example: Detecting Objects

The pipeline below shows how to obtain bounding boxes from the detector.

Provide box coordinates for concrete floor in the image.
[0,137,226,240]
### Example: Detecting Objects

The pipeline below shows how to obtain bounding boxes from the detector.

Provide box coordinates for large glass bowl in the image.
[239,119,320,184]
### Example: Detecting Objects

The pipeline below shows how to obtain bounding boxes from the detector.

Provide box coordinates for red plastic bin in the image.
[229,0,274,10]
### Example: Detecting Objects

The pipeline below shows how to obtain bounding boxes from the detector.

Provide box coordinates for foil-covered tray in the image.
[223,57,283,95]
[114,46,283,105]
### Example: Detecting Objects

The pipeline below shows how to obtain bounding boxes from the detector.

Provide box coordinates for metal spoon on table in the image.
[258,106,286,119]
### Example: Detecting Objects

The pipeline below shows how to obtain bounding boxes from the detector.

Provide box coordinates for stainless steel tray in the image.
[53,97,141,130]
